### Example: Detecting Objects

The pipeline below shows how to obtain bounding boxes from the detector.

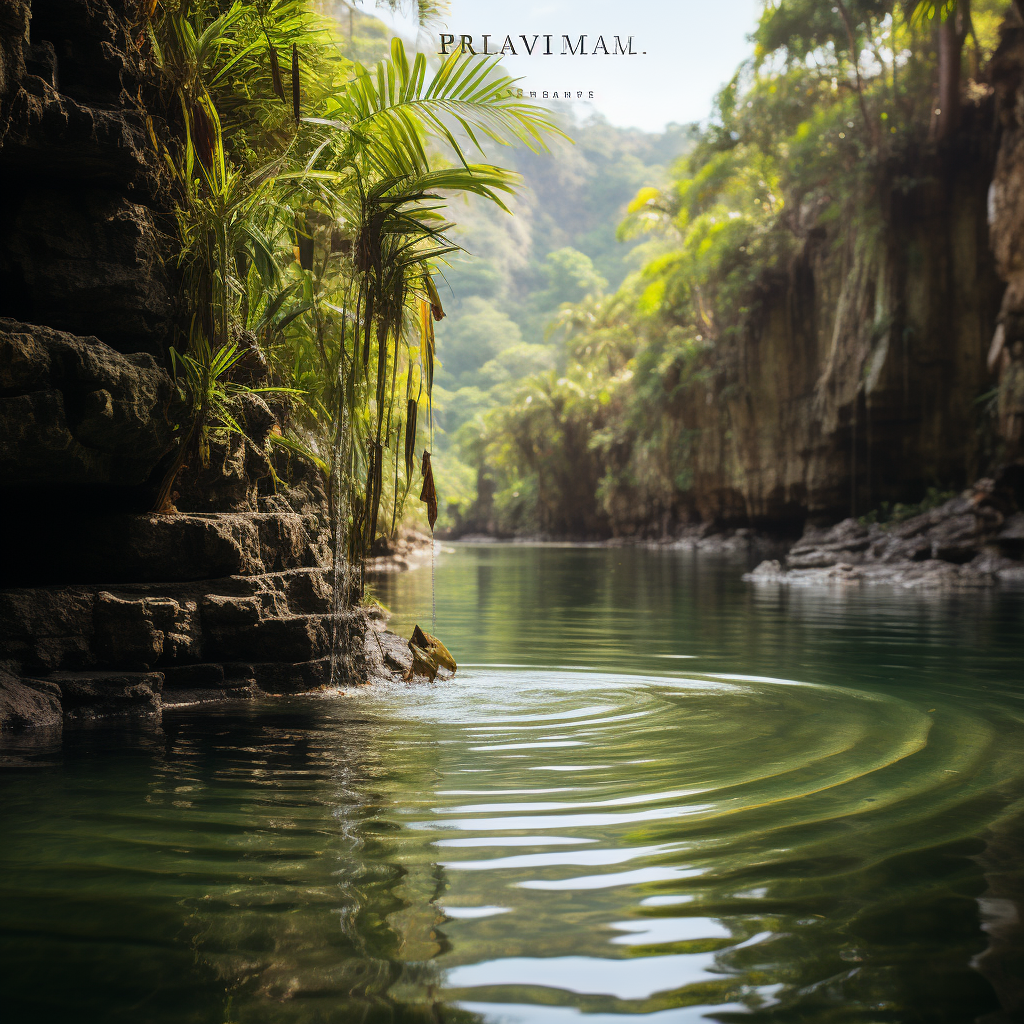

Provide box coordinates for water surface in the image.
[2,544,1024,1023]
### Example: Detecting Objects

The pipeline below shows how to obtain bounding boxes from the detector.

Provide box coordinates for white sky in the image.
[356,0,763,133]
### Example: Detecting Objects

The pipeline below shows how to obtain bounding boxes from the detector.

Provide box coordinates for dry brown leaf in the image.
[419,449,437,530]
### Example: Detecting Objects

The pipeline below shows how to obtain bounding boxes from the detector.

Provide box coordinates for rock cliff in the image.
[618,106,1006,531]
[587,12,1024,538]
[0,0,409,735]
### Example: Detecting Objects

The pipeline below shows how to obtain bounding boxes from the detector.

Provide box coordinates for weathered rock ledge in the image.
[0,318,172,487]
[744,478,1024,589]
[0,318,430,737]
[0,550,433,733]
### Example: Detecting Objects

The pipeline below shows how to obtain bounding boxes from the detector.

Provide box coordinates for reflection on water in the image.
[2,545,1024,1023]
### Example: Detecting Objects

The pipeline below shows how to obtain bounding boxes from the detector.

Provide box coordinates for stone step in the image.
[0,572,365,675]
[163,685,259,707]
[224,658,331,693]
[161,663,241,689]
[43,670,162,720]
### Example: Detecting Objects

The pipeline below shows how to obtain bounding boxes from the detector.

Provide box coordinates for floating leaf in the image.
[406,624,457,681]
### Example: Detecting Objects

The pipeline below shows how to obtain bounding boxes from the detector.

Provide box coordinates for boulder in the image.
[0,669,63,730]
[786,518,871,568]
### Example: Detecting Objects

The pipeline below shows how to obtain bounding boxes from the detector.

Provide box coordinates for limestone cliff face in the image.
[0,0,175,515]
[599,11,1024,539]
[0,2,400,732]
[0,0,173,354]
[990,13,1024,316]
[612,108,1005,533]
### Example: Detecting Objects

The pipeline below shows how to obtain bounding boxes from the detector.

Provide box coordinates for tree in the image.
[910,1,972,140]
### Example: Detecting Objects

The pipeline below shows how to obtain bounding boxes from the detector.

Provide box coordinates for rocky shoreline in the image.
[453,527,788,557]
[447,474,1024,591]
[365,527,436,573]
[0,319,428,735]
[745,477,1024,589]
[0,512,438,734]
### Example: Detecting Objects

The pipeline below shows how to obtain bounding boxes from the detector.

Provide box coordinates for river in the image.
[2,544,1024,1023]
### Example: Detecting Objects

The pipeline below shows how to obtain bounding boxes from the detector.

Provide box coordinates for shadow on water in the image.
[2,544,1024,1023]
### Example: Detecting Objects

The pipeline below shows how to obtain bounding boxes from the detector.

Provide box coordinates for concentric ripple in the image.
[352,667,1019,1023]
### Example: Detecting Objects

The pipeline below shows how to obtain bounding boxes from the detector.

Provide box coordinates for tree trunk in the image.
[936,1,965,141]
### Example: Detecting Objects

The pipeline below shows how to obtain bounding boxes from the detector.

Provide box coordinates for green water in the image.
[2,545,1024,1024]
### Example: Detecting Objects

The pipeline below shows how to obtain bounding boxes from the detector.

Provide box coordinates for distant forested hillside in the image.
[429,116,694,528]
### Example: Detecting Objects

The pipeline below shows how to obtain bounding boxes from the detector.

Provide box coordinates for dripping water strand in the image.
[329,305,354,689]
[329,409,350,688]
[431,406,436,633]
[851,389,856,518]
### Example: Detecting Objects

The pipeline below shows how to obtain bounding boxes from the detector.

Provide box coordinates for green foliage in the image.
[429,115,693,532]
[435,296,523,385]
[536,248,608,311]
[859,488,959,526]
[147,0,561,580]
[754,0,894,65]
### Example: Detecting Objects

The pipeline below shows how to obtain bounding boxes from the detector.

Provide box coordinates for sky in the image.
[355,0,763,134]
